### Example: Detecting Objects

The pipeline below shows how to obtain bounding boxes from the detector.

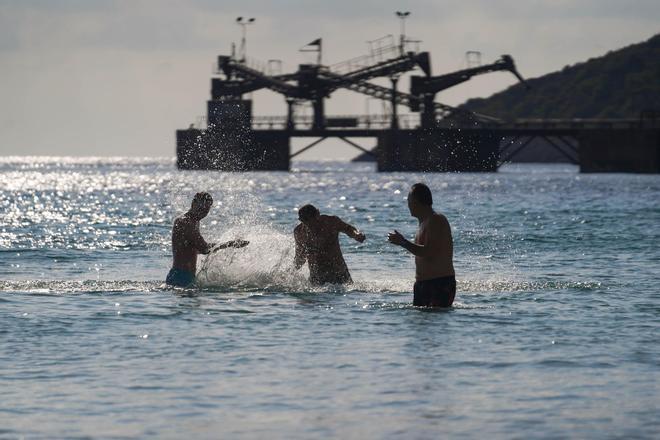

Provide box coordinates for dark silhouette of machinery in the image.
[213,46,433,129]
[176,33,659,173]
[409,55,528,128]
[209,45,529,131]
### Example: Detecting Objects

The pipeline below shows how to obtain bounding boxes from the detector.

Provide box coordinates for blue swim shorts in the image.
[165,268,195,288]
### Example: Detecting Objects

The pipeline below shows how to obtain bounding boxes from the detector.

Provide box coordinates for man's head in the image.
[298,204,320,225]
[408,183,433,217]
[190,192,213,219]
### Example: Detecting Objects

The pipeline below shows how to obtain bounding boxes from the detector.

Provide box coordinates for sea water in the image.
[0,157,658,439]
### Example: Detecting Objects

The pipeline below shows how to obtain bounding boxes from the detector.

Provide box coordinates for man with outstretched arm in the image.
[166,192,248,287]
[294,204,366,285]
[388,183,456,307]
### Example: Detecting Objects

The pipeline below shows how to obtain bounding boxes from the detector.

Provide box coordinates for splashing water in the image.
[196,225,309,290]
[194,224,419,294]
[2,159,659,438]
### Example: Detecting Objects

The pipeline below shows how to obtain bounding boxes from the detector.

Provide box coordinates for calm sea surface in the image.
[1,157,658,439]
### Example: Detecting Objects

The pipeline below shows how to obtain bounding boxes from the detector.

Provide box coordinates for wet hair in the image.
[192,192,213,208]
[410,183,433,206]
[298,204,320,222]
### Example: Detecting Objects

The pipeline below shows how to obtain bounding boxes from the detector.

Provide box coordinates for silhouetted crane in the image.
[409,55,528,127]
[210,46,527,130]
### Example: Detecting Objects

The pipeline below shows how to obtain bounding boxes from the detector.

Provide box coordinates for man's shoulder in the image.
[294,223,305,234]
[321,215,345,230]
[431,212,450,227]
[174,214,196,228]
[320,214,341,224]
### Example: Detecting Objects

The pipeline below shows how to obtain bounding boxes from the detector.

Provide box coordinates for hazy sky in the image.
[1,0,658,159]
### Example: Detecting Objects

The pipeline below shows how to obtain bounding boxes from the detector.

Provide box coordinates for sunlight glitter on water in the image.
[1,158,659,439]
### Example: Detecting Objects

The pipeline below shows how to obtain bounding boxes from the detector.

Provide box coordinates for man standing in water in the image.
[166,192,247,287]
[388,183,456,307]
[294,204,366,285]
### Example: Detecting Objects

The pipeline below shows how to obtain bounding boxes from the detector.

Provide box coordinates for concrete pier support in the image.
[377,129,500,172]
[176,129,290,171]
[176,99,290,171]
[578,129,660,173]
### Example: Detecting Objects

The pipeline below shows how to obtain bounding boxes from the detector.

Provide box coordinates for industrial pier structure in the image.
[177,37,660,173]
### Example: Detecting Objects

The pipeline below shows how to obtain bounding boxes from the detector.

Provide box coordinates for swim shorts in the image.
[165,268,195,288]
[413,275,456,307]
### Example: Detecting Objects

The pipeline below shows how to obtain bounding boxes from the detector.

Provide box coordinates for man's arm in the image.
[293,226,307,269]
[189,223,214,254]
[388,216,445,258]
[212,239,249,251]
[332,216,366,243]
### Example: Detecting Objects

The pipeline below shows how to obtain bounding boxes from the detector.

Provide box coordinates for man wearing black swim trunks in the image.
[388,183,456,307]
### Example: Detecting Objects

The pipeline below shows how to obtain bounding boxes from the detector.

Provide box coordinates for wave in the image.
[0,277,604,296]
[0,219,604,297]
[0,156,173,165]
[459,279,603,293]
[0,277,603,296]
[0,280,164,294]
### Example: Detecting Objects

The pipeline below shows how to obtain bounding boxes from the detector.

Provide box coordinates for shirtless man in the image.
[166,192,247,287]
[294,204,366,285]
[388,183,456,307]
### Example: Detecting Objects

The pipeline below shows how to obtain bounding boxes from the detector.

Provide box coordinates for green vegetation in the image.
[461,34,660,119]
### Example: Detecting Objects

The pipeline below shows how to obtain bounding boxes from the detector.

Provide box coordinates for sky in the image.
[0,0,658,159]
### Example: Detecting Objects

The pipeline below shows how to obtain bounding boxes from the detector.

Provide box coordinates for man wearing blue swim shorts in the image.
[388,183,456,307]
[166,192,248,288]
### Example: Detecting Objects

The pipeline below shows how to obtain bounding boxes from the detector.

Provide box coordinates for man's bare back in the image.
[171,213,212,274]
[166,192,248,288]
[294,206,365,285]
[166,193,215,287]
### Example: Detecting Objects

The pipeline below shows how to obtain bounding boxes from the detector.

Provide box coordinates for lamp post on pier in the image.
[236,16,256,62]
[395,11,410,55]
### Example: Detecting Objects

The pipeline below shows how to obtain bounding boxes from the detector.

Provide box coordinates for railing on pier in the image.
[329,35,419,75]
[502,118,658,130]
[188,114,420,131]
[252,113,420,130]
[188,114,658,132]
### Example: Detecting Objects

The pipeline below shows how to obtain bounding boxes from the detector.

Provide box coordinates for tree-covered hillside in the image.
[461,34,660,119]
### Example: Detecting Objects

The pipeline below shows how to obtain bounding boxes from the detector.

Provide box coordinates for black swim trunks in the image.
[413,275,456,307]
